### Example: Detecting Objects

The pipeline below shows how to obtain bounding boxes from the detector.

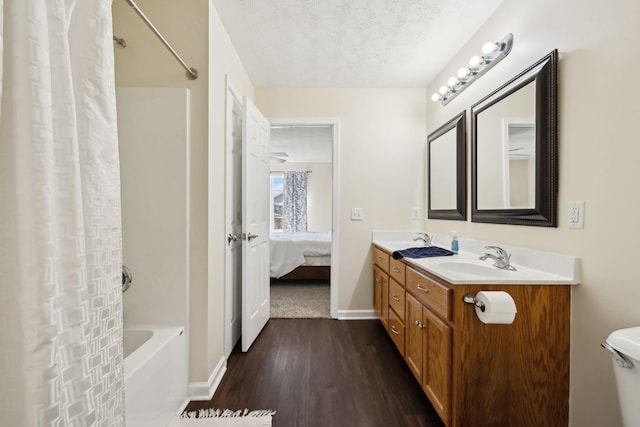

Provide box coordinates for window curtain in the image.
[0,1,124,425]
[283,171,308,232]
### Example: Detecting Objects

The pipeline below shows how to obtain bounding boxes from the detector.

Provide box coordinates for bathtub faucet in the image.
[122,265,133,293]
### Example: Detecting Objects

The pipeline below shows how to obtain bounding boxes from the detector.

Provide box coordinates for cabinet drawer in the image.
[389,258,406,285]
[373,247,389,273]
[388,278,405,319]
[406,267,451,321]
[388,308,405,356]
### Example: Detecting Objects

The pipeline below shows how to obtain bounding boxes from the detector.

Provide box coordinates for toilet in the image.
[604,326,640,427]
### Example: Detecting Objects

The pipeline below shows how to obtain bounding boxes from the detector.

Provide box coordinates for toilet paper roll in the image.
[474,291,517,324]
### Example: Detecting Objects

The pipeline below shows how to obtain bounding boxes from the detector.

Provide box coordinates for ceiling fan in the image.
[270,152,288,163]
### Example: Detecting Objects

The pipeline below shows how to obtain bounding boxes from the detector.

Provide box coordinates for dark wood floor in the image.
[185,319,445,427]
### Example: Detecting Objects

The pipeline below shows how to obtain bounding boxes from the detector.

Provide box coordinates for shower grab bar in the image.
[124,0,198,80]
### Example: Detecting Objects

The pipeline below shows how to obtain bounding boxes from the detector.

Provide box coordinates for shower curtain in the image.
[0,1,124,426]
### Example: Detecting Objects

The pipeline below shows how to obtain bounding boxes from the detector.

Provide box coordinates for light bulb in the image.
[469,56,482,67]
[482,41,499,54]
[439,86,448,95]
[447,76,459,87]
[431,93,441,102]
[458,67,470,79]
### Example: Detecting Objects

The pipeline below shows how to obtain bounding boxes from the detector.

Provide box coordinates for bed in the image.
[270,232,331,280]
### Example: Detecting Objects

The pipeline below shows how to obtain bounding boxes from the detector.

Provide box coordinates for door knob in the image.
[227,234,239,244]
[243,232,259,241]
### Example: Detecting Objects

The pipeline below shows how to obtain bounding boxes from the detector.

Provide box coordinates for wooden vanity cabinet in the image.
[372,244,571,427]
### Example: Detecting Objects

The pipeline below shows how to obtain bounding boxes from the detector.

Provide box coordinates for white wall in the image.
[270,162,332,232]
[425,0,640,425]
[256,88,426,312]
[207,1,255,381]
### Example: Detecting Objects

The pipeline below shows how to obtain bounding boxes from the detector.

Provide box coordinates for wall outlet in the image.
[351,208,364,221]
[412,207,422,220]
[568,201,585,229]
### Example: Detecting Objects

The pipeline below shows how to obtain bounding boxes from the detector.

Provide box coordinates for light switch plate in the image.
[412,207,422,220]
[351,208,364,221]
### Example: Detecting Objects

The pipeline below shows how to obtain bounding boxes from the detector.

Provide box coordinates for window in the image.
[270,173,284,231]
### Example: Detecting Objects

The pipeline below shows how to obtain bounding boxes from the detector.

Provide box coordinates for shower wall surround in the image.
[116,87,190,330]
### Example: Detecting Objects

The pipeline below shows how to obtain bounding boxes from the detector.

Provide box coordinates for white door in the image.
[224,83,243,357]
[241,96,271,352]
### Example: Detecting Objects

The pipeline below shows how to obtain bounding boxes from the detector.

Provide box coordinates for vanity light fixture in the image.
[431,33,513,106]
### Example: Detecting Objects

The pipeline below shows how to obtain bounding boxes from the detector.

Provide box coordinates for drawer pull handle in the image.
[391,325,400,335]
[377,256,382,261]
[392,295,400,302]
[417,284,429,293]
[375,278,381,284]
[415,320,425,329]
[392,267,400,273]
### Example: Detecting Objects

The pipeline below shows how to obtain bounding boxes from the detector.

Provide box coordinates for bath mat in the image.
[168,409,275,427]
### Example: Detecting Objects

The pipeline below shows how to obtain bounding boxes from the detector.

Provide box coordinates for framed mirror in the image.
[428,111,466,220]
[471,50,558,226]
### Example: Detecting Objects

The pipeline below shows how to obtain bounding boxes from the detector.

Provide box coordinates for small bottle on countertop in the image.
[451,231,459,254]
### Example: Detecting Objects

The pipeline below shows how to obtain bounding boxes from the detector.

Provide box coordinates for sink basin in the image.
[430,260,512,278]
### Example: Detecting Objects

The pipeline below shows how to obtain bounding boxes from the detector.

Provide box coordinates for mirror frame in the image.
[471,50,558,226]
[427,111,467,220]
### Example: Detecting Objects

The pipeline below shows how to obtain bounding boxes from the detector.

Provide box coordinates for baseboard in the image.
[336,309,378,320]
[188,356,227,401]
[175,398,190,415]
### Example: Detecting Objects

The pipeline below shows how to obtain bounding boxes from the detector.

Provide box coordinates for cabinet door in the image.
[373,265,389,329]
[381,274,389,330]
[405,293,424,383]
[423,306,451,425]
[373,265,382,317]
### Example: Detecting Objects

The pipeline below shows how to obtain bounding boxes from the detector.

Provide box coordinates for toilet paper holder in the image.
[463,294,486,312]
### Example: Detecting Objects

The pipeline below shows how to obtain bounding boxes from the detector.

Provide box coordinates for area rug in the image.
[270,282,330,318]
[168,409,275,427]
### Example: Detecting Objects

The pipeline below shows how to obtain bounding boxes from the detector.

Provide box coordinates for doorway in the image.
[268,121,337,319]
[224,86,340,355]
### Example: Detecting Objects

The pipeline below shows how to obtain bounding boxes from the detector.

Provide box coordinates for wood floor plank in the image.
[185,319,445,427]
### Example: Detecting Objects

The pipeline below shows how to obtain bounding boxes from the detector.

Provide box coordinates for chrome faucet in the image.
[413,232,433,247]
[479,246,516,271]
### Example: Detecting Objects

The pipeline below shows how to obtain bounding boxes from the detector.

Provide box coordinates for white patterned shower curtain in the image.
[0,1,124,426]
[282,171,308,232]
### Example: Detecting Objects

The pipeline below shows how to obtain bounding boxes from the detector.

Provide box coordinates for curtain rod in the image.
[124,0,198,80]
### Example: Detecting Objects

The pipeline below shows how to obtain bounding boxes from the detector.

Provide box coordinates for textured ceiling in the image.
[270,126,333,163]
[212,0,505,87]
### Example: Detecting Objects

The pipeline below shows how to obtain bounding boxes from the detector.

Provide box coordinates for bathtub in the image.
[124,326,188,427]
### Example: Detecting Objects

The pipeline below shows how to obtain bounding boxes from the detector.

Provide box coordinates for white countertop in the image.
[372,231,580,285]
